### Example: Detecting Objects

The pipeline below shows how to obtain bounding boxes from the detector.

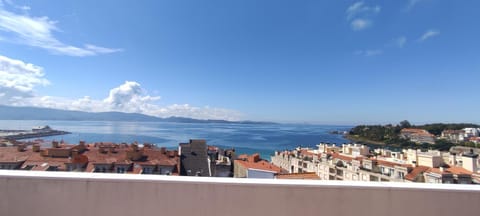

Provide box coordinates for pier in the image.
[0,126,70,140]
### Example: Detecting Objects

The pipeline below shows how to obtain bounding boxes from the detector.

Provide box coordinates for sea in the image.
[0,120,352,159]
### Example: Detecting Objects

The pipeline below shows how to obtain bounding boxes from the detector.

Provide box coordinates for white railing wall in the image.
[1,170,479,216]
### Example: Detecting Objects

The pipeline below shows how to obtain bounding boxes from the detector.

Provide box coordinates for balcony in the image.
[1,170,480,216]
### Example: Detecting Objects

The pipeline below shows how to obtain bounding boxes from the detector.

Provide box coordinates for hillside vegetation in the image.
[348,121,479,151]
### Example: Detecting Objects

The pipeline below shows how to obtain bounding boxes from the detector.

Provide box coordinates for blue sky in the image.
[0,0,479,124]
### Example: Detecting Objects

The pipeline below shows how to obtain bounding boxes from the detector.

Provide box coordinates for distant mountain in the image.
[0,105,273,124]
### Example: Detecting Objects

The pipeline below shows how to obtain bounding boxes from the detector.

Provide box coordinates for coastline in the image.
[344,134,386,146]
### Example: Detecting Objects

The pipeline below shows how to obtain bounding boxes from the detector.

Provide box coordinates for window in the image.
[398,172,405,179]
[142,167,152,174]
[117,167,126,173]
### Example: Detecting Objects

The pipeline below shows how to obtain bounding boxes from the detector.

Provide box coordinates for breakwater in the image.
[0,127,70,140]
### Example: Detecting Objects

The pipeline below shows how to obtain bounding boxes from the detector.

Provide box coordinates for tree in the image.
[399,120,411,129]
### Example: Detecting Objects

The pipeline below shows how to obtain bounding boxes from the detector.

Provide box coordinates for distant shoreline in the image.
[344,134,386,146]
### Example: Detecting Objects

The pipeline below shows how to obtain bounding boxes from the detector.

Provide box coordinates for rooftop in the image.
[276,172,321,180]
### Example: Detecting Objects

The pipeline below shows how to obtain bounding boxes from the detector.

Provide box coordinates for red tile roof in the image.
[0,142,180,174]
[405,166,430,181]
[401,128,430,134]
[446,166,473,175]
[331,153,363,162]
[427,166,473,176]
[276,172,320,180]
[235,157,283,173]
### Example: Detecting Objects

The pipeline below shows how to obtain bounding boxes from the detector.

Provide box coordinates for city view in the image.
[1,1,479,216]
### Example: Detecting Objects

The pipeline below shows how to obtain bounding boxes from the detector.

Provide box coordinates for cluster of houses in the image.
[1,138,479,184]
[400,127,480,145]
[270,143,480,184]
[0,139,238,177]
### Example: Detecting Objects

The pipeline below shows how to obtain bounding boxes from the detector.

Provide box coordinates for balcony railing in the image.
[1,170,480,216]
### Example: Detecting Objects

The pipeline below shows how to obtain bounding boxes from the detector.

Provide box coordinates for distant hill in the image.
[0,105,272,124]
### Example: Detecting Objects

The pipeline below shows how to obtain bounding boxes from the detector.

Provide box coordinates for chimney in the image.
[17,144,26,152]
[52,141,60,148]
[160,147,167,155]
[248,153,261,163]
[32,144,41,152]
[99,146,108,154]
[72,149,79,158]
[110,146,118,153]
[132,143,139,152]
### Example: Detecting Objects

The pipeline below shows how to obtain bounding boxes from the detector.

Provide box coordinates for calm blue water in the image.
[0,120,352,159]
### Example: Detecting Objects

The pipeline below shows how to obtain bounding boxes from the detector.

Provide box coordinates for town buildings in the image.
[271,142,480,184]
[0,139,237,178]
[233,153,285,178]
[178,139,235,177]
[1,138,479,183]
[441,128,480,144]
[399,127,480,145]
[0,140,179,174]
[400,128,435,144]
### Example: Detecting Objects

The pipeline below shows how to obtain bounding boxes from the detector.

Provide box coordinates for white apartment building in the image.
[271,143,480,184]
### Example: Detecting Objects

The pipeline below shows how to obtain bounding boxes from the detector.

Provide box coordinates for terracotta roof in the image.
[0,142,179,174]
[405,166,430,181]
[235,159,283,173]
[0,147,70,170]
[276,172,320,180]
[427,166,473,176]
[469,137,480,142]
[446,166,473,175]
[331,153,363,162]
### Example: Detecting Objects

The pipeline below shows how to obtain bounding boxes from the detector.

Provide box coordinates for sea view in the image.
[0,120,351,159]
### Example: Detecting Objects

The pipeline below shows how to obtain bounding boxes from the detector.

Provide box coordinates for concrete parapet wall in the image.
[1,170,479,216]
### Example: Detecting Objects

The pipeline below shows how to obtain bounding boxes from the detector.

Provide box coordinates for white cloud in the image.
[84,44,123,54]
[406,0,424,11]
[0,55,49,104]
[346,2,381,20]
[345,2,380,31]
[0,4,121,56]
[150,104,243,121]
[418,29,440,42]
[103,81,161,113]
[354,49,383,57]
[394,36,407,48]
[0,55,242,120]
[351,19,371,31]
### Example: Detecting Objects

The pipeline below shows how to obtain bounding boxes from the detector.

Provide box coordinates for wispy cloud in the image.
[394,36,407,48]
[351,19,371,31]
[0,55,242,121]
[354,49,383,57]
[0,4,122,56]
[418,29,440,42]
[406,0,424,11]
[346,2,381,20]
[346,1,380,31]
